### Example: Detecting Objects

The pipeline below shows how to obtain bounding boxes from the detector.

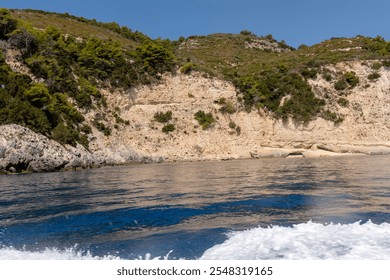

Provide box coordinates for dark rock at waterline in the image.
[0,124,157,174]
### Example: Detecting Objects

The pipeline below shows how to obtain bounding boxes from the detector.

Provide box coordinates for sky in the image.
[1,0,390,48]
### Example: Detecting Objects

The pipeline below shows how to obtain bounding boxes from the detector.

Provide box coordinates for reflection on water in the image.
[0,155,389,259]
[1,156,389,223]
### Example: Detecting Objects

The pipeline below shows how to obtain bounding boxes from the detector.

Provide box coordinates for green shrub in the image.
[322,110,343,123]
[337,98,349,107]
[322,72,333,82]
[162,123,175,133]
[24,83,51,108]
[382,60,390,67]
[135,42,175,76]
[344,71,359,87]
[181,62,197,74]
[93,120,111,136]
[235,69,325,122]
[371,62,382,70]
[9,29,39,56]
[228,121,236,129]
[51,123,79,146]
[80,124,92,134]
[301,68,318,79]
[114,113,128,124]
[194,110,215,130]
[74,92,92,108]
[219,100,236,114]
[240,30,253,36]
[0,8,17,39]
[235,125,241,135]
[1,99,52,134]
[154,111,172,123]
[334,79,348,91]
[368,72,381,81]
[298,44,309,50]
[277,64,288,74]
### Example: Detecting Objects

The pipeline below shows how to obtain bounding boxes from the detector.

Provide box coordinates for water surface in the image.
[0,155,389,259]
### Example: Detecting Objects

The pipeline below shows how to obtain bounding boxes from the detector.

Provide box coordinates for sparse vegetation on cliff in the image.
[194,110,215,130]
[154,111,173,123]
[234,68,325,122]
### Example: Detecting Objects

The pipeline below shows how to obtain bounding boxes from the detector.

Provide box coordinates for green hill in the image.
[1,8,175,147]
[1,8,390,147]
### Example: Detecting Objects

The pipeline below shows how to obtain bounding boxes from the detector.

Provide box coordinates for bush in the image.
[337,98,349,107]
[194,110,215,130]
[234,69,327,122]
[93,120,111,136]
[301,68,318,79]
[135,42,175,75]
[235,125,241,135]
[24,83,51,108]
[298,44,309,50]
[322,110,343,123]
[181,62,197,74]
[371,62,382,70]
[8,29,39,56]
[334,79,348,91]
[368,72,381,81]
[0,99,52,134]
[322,72,333,82]
[228,121,236,129]
[51,123,79,146]
[0,8,17,39]
[219,100,236,114]
[240,30,253,36]
[382,60,390,67]
[344,71,359,87]
[334,72,359,90]
[80,124,92,134]
[162,124,175,133]
[154,111,172,123]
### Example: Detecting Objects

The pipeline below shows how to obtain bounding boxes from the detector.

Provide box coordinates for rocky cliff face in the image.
[1,61,390,173]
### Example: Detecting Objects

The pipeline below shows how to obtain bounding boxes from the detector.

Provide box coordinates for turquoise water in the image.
[0,156,389,259]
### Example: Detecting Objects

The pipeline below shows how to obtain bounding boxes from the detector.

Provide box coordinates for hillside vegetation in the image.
[1,8,175,147]
[1,8,390,147]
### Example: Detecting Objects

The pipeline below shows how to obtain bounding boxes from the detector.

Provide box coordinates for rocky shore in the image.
[0,124,158,174]
[1,123,390,174]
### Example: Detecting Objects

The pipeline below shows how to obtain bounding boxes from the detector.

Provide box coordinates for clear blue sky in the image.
[1,0,389,47]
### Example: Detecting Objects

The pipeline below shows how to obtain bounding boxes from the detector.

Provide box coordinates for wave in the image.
[1,221,390,260]
[0,246,121,260]
[200,220,390,260]
[0,246,175,260]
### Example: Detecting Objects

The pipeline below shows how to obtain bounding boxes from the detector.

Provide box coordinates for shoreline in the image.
[2,143,388,175]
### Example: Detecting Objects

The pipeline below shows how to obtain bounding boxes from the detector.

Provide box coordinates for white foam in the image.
[0,246,174,260]
[0,247,120,260]
[200,221,390,260]
[2,221,390,260]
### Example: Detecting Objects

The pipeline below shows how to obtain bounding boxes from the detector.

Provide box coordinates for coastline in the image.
[1,122,390,174]
[2,64,390,174]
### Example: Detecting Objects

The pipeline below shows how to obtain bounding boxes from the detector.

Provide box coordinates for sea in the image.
[0,155,389,260]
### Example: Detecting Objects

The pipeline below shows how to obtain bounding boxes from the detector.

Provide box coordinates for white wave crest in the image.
[200,221,390,260]
[0,246,174,260]
[0,247,121,260]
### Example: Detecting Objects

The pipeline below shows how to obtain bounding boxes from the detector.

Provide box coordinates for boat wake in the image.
[200,220,390,260]
[1,221,389,260]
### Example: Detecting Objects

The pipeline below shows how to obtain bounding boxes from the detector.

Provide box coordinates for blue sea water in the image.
[0,155,390,260]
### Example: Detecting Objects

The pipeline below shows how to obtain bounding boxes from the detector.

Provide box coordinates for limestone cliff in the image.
[2,61,390,173]
[99,62,390,161]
